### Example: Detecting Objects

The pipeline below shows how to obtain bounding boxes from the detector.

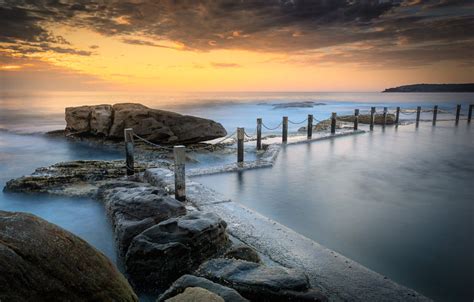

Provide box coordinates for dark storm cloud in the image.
[0,0,473,66]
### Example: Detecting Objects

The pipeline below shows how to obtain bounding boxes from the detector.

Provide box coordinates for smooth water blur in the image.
[1,91,473,134]
[195,121,474,302]
[0,131,121,263]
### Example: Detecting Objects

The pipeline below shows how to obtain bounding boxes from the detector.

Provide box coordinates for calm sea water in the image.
[0,91,473,301]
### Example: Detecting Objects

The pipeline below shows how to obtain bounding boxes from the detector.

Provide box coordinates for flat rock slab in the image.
[0,210,137,302]
[101,184,186,256]
[196,258,327,302]
[125,212,229,291]
[158,274,248,302]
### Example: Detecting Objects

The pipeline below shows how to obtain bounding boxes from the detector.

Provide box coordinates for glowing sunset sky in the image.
[0,0,472,92]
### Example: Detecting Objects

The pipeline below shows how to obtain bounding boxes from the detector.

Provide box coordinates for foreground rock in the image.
[3,160,149,196]
[125,212,229,291]
[158,275,248,302]
[66,103,227,144]
[196,258,328,302]
[166,287,224,302]
[100,184,186,256]
[0,210,137,301]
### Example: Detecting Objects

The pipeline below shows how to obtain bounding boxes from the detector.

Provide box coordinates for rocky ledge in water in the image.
[3,160,158,197]
[65,103,227,145]
[0,210,137,302]
[298,113,396,132]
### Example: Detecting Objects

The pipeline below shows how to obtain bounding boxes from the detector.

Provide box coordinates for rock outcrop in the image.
[0,210,138,302]
[3,160,149,196]
[65,103,227,144]
[125,212,229,290]
[337,113,396,125]
[101,185,186,256]
[196,258,328,302]
[224,244,261,263]
[158,275,248,302]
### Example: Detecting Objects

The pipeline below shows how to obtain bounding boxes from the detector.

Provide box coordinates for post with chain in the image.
[256,118,262,150]
[370,107,375,131]
[354,109,359,131]
[237,127,244,163]
[282,116,288,143]
[331,112,337,134]
[432,105,438,126]
[468,104,473,123]
[382,107,388,127]
[124,128,134,176]
[395,107,400,125]
[455,104,461,125]
[416,106,421,127]
[173,145,186,202]
[307,114,313,139]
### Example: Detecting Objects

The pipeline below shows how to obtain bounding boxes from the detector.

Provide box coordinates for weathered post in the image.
[354,109,359,131]
[237,127,244,163]
[330,112,337,134]
[124,128,134,176]
[416,106,421,127]
[395,107,400,125]
[455,104,461,125]
[256,118,262,150]
[432,105,438,126]
[307,114,313,139]
[382,107,388,127]
[282,116,288,143]
[173,145,186,201]
[468,104,473,123]
[370,107,376,131]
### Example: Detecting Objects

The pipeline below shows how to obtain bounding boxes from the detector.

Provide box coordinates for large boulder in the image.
[0,210,137,302]
[158,275,248,302]
[196,258,328,302]
[100,185,186,256]
[125,212,229,291]
[65,103,227,144]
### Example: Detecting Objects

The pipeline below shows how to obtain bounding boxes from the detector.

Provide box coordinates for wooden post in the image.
[256,118,262,150]
[382,107,388,127]
[173,145,186,201]
[416,106,421,127]
[432,105,438,126]
[455,104,461,125]
[237,127,244,163]
[468,104,473,123]
[307,114,313,139]
[370,107,375,131]
[354,109,359,130]
[331,112,337,134]
[282,116,288,143]
[124,128,134,176]
[395,107,400,125]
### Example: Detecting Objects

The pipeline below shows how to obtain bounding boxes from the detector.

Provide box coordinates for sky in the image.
[0,0,473,92]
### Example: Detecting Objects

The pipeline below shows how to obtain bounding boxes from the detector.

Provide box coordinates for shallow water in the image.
[0,131,122,263]
[195,121,474,302]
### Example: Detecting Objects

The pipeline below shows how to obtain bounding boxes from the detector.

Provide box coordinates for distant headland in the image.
[383,83,474,93]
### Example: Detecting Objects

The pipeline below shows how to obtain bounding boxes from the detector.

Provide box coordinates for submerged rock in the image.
[158,275,248,302]
[196,258,328,302]
[0,210,137,302]
[66,103,227,144]
[101,185,186,256]
[3,160,149,196]
[337,113,396,125]
[125,212,229,291]
[165,287,224,302]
